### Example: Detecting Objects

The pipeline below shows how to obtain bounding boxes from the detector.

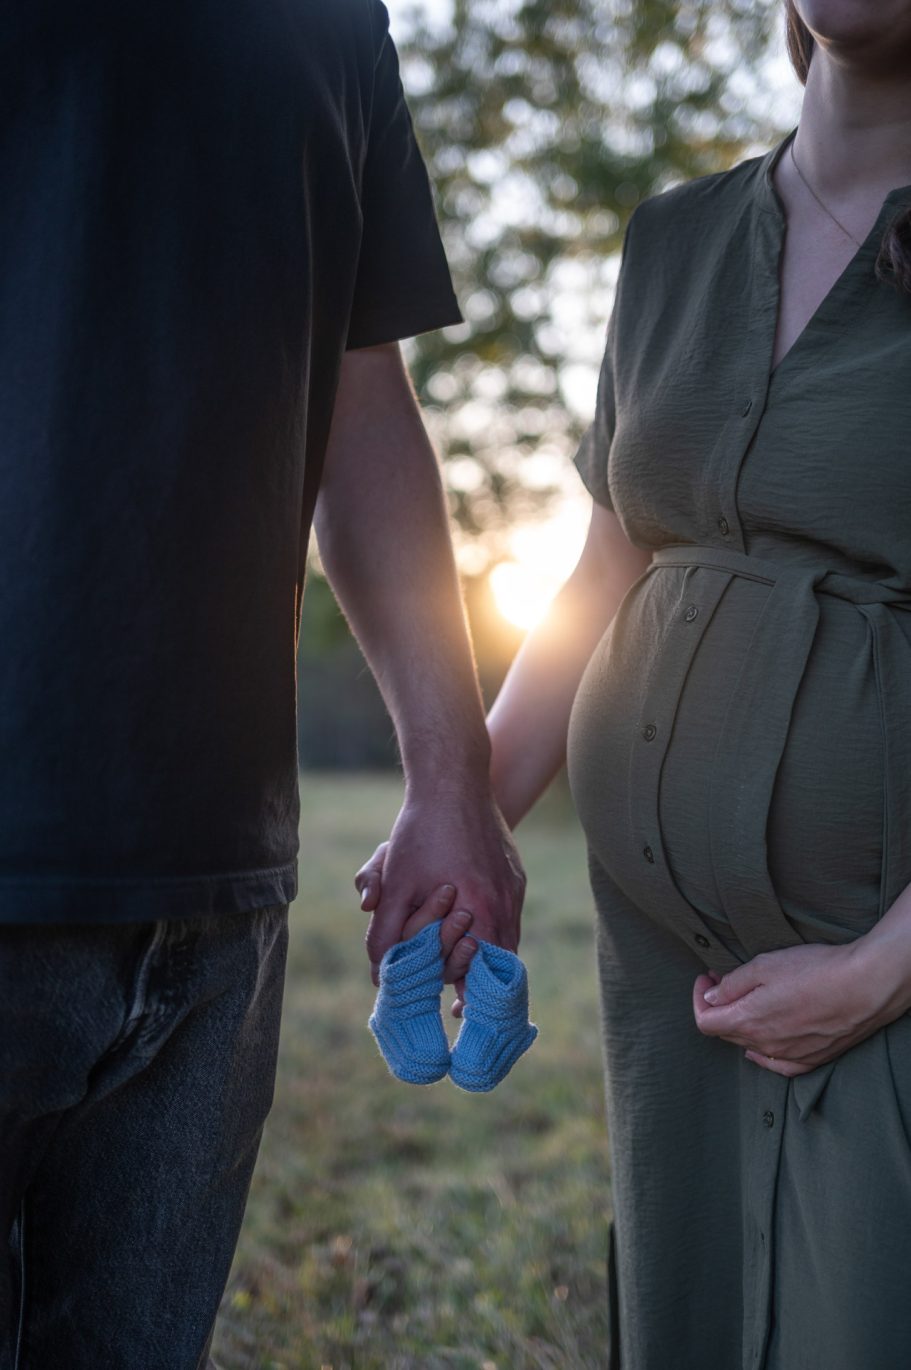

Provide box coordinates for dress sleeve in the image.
[345,0,463,350]
[572,210,637,510]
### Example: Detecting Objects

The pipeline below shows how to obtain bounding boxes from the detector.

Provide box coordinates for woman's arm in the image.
[487,501,652,829]
[355,500,651,908]
[693,876,911,1075]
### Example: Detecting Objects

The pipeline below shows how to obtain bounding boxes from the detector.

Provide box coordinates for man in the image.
[0,2,524,1365]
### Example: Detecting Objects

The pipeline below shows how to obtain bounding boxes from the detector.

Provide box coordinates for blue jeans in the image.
[0,904,289,1369]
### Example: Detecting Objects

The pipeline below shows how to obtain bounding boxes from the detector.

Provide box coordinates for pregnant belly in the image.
[567,563,885,943]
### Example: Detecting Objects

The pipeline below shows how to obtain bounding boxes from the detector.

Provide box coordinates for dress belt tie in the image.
[647,544,911,1116]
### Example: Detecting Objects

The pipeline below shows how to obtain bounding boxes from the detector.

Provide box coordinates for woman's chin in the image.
[798,0,911,59]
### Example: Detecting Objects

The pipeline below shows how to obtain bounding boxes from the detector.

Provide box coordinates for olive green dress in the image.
[566,124,911,1370]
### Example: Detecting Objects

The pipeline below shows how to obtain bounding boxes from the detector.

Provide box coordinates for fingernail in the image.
[452,909,472,925]
[440,884,455,898]
[703,989,719,1004]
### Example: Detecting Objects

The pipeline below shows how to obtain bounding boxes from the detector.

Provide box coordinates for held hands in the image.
[357,844,475,1018]
[355,789,526,1019]
[692,938,909,1076]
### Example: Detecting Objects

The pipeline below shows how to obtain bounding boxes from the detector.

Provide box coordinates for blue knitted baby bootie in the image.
[368,918,450,1085]
[448,941,538,1092]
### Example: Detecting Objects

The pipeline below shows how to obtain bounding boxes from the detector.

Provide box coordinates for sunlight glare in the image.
[490,501,589,631]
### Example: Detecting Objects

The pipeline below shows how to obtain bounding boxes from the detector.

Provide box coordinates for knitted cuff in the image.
[448,940,538,1092]
[368,918,450,1085]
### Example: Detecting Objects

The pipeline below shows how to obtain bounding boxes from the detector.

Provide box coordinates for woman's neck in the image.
[797,47,911,202]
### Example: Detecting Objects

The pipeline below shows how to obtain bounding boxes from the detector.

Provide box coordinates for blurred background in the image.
[215,3,803,1366]
[296,0,802,771]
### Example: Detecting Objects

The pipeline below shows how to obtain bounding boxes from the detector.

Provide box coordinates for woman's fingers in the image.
[450,975,467,1019]
[443,928,477,987]
[358,841,480,999]
[744,1050,814,1077]
[354,841,389,912]
[439,907,474,960]
[692,978,760,1048]
[400,883,457,940]
[694,972,716,1002]
[358,873,381,913]
[701,958,766,1006]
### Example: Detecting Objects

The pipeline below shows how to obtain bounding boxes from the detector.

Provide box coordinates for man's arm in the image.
[313,341,525,988]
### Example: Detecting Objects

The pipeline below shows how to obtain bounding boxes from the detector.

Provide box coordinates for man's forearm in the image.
[314,342,490,792]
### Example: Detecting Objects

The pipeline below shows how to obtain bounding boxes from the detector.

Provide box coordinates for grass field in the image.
[212,773,613,1370]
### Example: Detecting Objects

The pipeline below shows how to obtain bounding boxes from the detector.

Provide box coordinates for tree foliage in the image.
[399,0,793,561]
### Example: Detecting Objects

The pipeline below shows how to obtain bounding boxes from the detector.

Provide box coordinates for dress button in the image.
[741,398,753,416]
[762,1110,775,1128]
[694,933,710,948]
[643,845,655,863]
[684,604,698,622]
[718,516,730,536]
[641,723,657,741]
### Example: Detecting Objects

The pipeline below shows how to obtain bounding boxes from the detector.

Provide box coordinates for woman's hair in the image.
[784,0,911,294]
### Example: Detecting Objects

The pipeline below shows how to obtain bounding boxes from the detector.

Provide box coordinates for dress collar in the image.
[755,123,911,223]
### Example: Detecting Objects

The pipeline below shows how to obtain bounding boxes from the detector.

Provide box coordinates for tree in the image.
[398,0,792,567]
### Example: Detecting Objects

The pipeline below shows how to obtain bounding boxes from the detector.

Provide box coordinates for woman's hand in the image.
[692,938,911,1076]
[354,835,482,1020]
[355,840,388,917]
[350,794,523,1019]
[357,856,477,1018]
[400,881,479,993]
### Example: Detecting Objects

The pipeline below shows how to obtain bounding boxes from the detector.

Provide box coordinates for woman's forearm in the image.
[487,575,615,829]
[487,504,652,829]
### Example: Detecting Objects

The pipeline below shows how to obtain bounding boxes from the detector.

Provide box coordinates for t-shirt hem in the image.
[0,860,299,925]
[346,295,463,350]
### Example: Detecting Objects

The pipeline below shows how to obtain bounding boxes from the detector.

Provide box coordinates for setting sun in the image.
[489,503,589,631]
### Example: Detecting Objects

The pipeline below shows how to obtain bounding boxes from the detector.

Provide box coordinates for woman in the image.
[359,3,911,1365]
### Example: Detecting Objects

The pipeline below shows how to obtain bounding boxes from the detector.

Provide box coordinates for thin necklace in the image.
[788,139,863,249]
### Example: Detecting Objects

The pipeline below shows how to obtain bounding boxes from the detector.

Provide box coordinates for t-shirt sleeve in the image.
[345,0,463,350]
[572,209,637,510]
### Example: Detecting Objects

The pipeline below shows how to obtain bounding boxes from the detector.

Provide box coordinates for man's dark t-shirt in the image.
[0,0,461,923]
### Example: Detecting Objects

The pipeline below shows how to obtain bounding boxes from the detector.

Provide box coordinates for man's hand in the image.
[692,938,907,1076]
[355,785,525,1017]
